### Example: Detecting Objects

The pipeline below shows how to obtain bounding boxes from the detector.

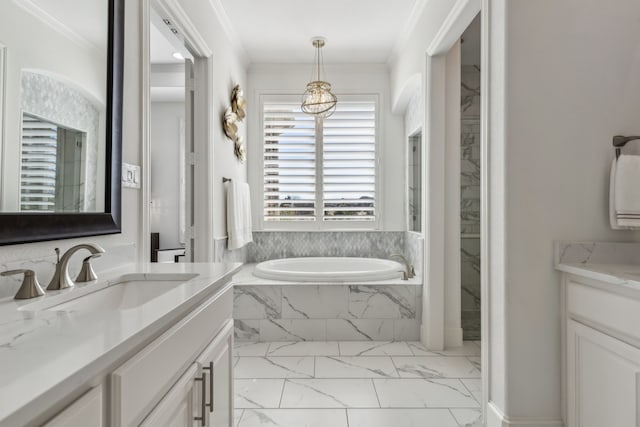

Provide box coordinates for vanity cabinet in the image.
[111,287,234,427]
[42,386,103,427]
[562,274,640,427]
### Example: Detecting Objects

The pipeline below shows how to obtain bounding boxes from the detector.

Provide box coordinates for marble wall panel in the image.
[349,285,416,319]
[234,283,422,342]
[281,286,350,319]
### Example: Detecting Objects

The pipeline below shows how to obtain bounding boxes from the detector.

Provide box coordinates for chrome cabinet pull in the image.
[203,362,214,412]
[194,373,206,426]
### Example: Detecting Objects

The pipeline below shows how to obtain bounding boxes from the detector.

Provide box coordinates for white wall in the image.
[150,102,183,248]
[491,0,640,420]
[0,0,141,271]
[247,63,405,231]
[392,0,640,423]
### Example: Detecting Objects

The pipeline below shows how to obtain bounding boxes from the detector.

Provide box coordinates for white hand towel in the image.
[610,158,625,229]
[226,181,253,250]
[614,154,640,228]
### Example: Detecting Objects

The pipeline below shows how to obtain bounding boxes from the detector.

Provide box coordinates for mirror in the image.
[0,0,123,244]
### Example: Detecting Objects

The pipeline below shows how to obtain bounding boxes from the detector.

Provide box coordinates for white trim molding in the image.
[487,402,564,427]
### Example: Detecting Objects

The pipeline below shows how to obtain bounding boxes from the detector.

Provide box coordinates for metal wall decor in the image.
[223,84,246,162]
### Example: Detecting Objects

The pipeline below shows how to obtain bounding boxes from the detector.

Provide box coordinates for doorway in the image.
[148,9,192,262]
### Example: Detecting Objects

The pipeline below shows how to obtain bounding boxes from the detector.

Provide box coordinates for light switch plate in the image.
[122,162,141,189]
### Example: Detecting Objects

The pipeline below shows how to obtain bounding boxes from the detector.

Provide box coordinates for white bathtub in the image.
[252,257,405,282]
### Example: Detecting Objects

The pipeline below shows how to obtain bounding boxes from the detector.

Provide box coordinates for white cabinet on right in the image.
[562,274,640,427]
[566,320,640,427]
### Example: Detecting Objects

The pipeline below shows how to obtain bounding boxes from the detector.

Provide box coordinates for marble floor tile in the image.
[234,357,314,379]
[467,356,481,371]
[235,379,285,409]
[408,341,481,357]
[373,378,479,408]
[267,341,340,357]
[347,409,459,427]
[237,409,348,427]
[461,378,482,403]
[450,408,483,426]
[280,379,380,408]
[392,356,481,379]
[315,356,398,378]
[235,342,270,357]
[339,341,414,356]
[235,409,244,427]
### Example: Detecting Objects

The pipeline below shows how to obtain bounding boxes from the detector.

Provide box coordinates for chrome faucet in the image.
[47,244,105,291]
[390,254,416,279]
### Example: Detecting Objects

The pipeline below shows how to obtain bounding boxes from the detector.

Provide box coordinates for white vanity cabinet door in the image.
[196,319,234,427]
[42,386,103,427]
[567,320,640,427]
[140,364,204,427]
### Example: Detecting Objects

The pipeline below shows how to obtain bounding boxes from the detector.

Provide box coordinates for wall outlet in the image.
[122,162,141,189]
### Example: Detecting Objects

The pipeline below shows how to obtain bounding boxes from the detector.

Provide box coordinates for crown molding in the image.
[205,0,250,66]
[387,0,429,65]
[11,0,97,51]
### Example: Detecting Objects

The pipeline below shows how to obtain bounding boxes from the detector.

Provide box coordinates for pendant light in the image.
[301,37,337,118]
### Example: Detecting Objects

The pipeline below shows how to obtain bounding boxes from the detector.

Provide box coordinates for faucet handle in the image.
[397,270,409,281]
[75,254,102,283]
[1,269,45,300]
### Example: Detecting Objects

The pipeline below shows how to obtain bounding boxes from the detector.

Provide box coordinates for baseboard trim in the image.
[444,326,463,347]
[487,402,564,427]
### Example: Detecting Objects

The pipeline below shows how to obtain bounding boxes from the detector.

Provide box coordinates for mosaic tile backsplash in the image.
[216,231,424,277]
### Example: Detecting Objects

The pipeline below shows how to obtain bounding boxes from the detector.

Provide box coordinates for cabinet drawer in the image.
[567,279,640,342]
[42,386,102,427]
[111,286,232,427]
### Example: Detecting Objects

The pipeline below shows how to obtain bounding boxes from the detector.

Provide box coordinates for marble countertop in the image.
[556,262,640,295]
[233,263,423,286]
[0,261,241,427]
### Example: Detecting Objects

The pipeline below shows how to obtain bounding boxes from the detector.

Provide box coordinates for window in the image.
[262,95,377,227]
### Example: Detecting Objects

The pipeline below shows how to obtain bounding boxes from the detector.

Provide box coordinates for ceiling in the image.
[218,0,419,64]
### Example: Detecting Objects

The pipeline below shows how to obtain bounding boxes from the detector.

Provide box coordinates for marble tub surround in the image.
[0,261,241,426]
[0,242,136,300]
[233,340,482,427]
[233,264,422,342]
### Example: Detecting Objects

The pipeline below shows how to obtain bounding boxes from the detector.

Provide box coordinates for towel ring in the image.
[613,135,640,159]
[222,177,232,183]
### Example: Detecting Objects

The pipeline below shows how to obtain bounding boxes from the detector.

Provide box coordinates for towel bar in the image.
[613,135,640,159]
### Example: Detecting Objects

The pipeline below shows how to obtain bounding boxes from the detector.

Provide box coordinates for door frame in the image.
[141,0,215,262]
[421,0,489,421]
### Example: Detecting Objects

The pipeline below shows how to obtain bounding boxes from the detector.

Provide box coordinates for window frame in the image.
[254,92,381,231]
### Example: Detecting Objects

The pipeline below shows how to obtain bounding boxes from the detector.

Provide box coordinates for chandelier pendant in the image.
[301,37,337,118]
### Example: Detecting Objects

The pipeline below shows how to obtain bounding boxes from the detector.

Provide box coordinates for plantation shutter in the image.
[20,113,58,211]
[263,101,316,221]
[322,100,376,221]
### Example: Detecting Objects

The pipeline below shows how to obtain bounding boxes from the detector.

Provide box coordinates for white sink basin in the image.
[20,273,198,312]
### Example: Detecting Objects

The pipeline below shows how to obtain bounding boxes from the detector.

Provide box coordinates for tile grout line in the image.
[370,378,382,408]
